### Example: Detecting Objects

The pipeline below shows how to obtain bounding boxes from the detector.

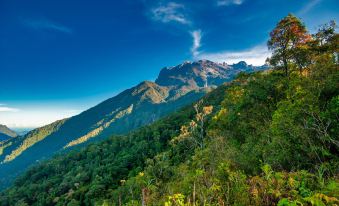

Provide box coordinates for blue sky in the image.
[0,0,338,128]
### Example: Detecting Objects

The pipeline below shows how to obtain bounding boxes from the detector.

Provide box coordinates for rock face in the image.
[155,60,266,99]
[156,60,230,87]
[0,60,267,190]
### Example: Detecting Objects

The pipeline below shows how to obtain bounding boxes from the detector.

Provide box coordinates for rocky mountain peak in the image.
[154,59,265,90]
[155,60,228,88]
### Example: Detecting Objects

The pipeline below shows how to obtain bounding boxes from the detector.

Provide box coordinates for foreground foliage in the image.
[0,15,338,206]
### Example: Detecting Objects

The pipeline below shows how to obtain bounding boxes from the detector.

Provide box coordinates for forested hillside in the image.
[0,15,338,206]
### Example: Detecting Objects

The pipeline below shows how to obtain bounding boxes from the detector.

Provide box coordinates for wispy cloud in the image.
[217,0,244,6]
[298,0,322,15]
[23,18,72,34]
[149,2,201,57]
[0,105,20,112]
[196,45,271,66]
[191,30,202,57]
[151,2,190,25]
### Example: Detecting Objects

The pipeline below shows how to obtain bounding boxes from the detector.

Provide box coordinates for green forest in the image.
[0,14,338,206]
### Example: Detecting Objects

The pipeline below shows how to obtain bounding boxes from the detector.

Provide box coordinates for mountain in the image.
[0,60,267,190]
[156,60,252,87]
[0,125,17,142]
[1,63,337,205]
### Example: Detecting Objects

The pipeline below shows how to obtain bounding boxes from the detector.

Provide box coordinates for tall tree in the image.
[267,14,311,76]
[313,20,339,61]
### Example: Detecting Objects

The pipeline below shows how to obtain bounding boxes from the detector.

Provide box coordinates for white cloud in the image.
[23,18,72,34]
[196,45,271,66]
[217,0,243,6]
[0,106,20,112]
[191,30,202,57]
[298,0,322,16]
[151,2,190,25]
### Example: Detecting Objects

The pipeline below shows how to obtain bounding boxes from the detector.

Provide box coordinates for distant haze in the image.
[0,106,82,128]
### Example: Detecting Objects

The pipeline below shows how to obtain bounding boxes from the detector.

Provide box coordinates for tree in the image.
[268,14,311,76]
[312,21,339,63]
[171,101,213,150]
[313,21,337,48]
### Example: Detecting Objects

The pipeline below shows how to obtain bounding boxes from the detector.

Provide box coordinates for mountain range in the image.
[0,60,267,189]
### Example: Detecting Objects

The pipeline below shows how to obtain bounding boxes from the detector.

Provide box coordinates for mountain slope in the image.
[0,60,266,190]
[1,119,66,163]
[0,75,229,206]
[0,125,17,142]
[0,134,12,143]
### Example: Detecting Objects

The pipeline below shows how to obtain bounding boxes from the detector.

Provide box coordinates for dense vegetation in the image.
[0,15,338,206]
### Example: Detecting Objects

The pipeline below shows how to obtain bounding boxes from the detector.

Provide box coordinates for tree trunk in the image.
[284,59,288,77]
[193,181,196,206]
[282,52,289,77]
[119,193,122,206]
[142,188,147,206]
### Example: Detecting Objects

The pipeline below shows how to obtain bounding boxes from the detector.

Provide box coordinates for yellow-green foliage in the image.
[0,141,12,156]
[3,119,66,163]
[64,104,134,148]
